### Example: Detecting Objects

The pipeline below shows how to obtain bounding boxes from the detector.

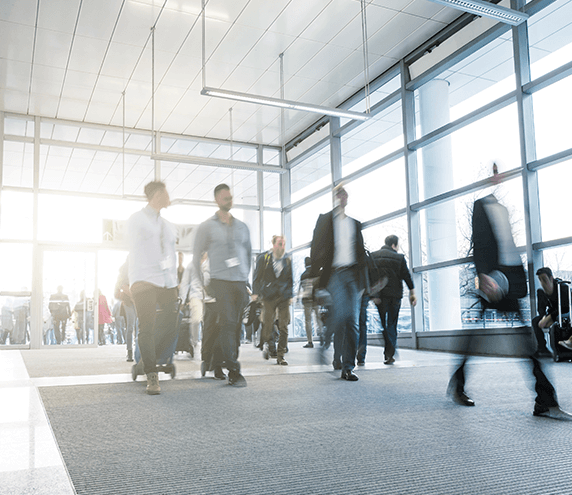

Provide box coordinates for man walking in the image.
[193,184,251,387]
[49,286,71,345]
[371,235,416,365]
[253,235,293,365]
[310,184,367,381]
[127,181,179,395]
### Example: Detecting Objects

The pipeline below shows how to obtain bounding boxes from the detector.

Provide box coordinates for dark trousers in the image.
[357,294,369,364]
[53,318,67,344]
[131,283,179,375]
[201,302,222,370]
[450,328,559,408]
[531,315,550,352]
[375,297,401,360]
[209,280,249,373]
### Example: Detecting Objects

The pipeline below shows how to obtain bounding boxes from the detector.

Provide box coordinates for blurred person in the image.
[177,252,185,285]
[115,259,137,361]
[532,267,569,356]
[371,235,416,365]
[97,289,113,345]
[310,183,368,381]
[448,168,571,419]
[252,235,293,366]
[298,256,323,348]
[193,183,251,387]
[127,180,178,395]
[49,286,71,345]
[357,293,370,366]
[73,291,94,345]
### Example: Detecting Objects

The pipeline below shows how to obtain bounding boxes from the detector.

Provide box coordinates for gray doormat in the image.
[40,361,572,495]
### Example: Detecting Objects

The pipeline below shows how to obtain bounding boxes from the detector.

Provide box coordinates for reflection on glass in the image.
[290,146,331,204]
[0,295,30,345]
[3,141,34,188]
[538,159,572,242]
[263,172,281,208]
[0,191,33,240]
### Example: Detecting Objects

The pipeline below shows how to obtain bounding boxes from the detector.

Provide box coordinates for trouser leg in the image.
[304,302,313,344]
[276,301,291,359]
[531,315,549,352]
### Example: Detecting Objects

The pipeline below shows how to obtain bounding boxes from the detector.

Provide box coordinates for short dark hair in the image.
[536,267,553,278]
[214,183,230,197]
[385,235,398,247]
[144,181,166,201]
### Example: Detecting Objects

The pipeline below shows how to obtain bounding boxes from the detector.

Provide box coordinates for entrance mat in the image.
[40,361,572,495]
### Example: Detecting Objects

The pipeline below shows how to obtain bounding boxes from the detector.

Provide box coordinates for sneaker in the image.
[559,338,572,351]
[214,367,226,380]
[277,357,288,365]
[303,342,314,348]
[126,350,133,362]
[228,370,247,387]
[533,402,572,420]
[262,343,269,360]
[384,357,395,365]
[146,372,161,395]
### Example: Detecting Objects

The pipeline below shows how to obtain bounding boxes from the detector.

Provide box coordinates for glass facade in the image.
[2,0,571,346]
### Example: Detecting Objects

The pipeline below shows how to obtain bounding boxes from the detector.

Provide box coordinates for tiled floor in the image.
[0,342,500,495]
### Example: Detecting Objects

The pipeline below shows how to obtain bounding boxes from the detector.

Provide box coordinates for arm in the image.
[401,257,416,307]
[252,254,264,300]
[192,224,208,288]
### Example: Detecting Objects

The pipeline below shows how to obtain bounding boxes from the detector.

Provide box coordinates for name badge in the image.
[225,257,240,268]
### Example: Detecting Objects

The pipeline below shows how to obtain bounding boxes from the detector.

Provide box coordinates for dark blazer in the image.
[371,245,414,299]
[252,251,293,302]
[472,195,526,308]
[309,210,367,290]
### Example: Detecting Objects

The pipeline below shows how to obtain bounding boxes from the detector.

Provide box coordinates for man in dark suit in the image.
[448,183,571,419]
[371,235,416,365]
[252,235,293,366]
[310,184,367,381]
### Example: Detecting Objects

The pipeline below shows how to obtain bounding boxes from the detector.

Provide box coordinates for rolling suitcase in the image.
[131,301,181,380]
[548,279,572,362]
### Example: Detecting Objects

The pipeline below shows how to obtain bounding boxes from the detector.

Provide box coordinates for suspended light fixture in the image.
[426,0,529,26]
[199,0,371,122]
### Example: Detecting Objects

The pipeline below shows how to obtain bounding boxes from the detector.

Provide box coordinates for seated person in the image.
[532,267,570,356]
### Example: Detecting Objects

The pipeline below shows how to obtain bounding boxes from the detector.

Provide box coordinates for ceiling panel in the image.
[101,41,145,80]
[34,29,73,69]
[0,20,35,63]
[37,0,81,34]
[67,35,110,74]
[236,0,290,29]
[239,31,296,72]
[296,43,354,81]
[0,59,31,92]
[75,0,124,40]
[368,11,427,55]
[208,23,266,66]
[300,0,358,44]
[269,0,329,38]
[112,0,161,47]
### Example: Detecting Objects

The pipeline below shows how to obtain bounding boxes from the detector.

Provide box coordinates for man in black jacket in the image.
[532,267,569,356]
[252,235,293,365]
[310,184,368,381]
[371,235,416,365]
[448,187,571,419]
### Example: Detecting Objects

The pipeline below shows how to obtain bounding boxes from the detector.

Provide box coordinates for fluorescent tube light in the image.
[201,87,371,121]
[427,0,529,26]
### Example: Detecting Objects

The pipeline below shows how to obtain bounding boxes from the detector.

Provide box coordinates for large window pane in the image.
[541,245,572,277]
[532,75,572,160]
[263,210,282,249]
[344,159,406,223]
[415,32,514,134]
[3,141,33,188]
[417,104,521,201]
[263,172,280,208]
[362,216,409,258]
[420,178,525,266]
[1,191,33,240]
[538,158,572,241]
[342,100,403,178]
[290,146,330,204]
[529,0,572,80]
[0,243,32,292]
[38,195,143,244]
[291,193,331,248]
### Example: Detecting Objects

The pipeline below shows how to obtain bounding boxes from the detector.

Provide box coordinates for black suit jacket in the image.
[309,210,367,291]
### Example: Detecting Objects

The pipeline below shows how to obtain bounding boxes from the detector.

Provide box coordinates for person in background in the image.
[97,289,113,345]
[177,252,185,286]
[49,286,71,345]
[115,259,137,362]
[299,256,323,349]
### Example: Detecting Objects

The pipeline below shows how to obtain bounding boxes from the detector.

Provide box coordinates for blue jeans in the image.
[357,294,369,363]
[327,268,361,372]
[375,297,401,360]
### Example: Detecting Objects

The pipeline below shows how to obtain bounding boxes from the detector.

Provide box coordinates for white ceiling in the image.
[0,0,462,146]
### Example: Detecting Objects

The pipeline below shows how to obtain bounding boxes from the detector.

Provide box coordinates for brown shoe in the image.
[146,372,161,395]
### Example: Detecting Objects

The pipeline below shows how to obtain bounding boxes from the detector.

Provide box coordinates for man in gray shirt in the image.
[193,183,251,386]
[127,181,178,395]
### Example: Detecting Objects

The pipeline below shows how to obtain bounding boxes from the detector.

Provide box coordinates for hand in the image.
[409,293,417,307]
[539,315,553,329]
[251,294,258,302]
[478,273,502,302]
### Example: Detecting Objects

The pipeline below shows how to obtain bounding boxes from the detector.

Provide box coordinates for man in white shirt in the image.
[310,184,368,381]
[127,181,178,395]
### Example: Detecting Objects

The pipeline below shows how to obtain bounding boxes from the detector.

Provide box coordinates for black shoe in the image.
[277,357,288,365]
[126,350,133,362]
[533,402,572,420]
[303,342,314,348]
[450,390,475,406]
[214,367,226,380]
[332,360,342,370]
[341,370,359,381]
[228,370,247,387]
[384,357,395,365]
[357,361,365,367]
